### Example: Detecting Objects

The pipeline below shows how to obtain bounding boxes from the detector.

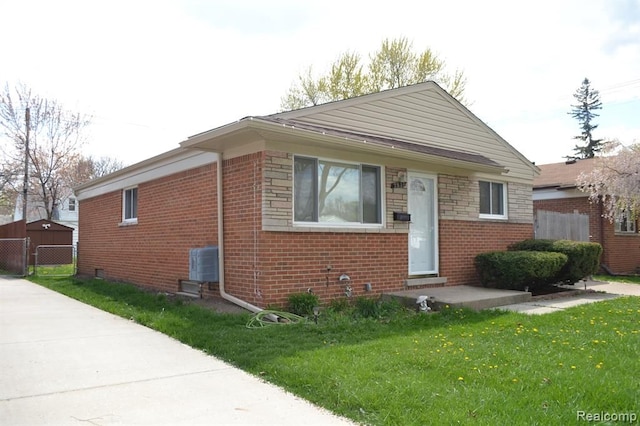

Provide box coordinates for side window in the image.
[479,180,507,219]
[123,187,138,221]
[68,198,76,211]
[615,210,637,233]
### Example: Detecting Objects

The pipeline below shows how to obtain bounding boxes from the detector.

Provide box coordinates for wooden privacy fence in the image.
[535,210,590,241]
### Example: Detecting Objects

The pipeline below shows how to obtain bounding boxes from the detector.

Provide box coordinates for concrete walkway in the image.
[0,277,355,425]
[498,279,640,314]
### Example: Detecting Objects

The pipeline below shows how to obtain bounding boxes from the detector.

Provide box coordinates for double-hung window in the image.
[479,180,507,219]
[294,156,382,225]
[123,187,138,222]
[615,209,637,233]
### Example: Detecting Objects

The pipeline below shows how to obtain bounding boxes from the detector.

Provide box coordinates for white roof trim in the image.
[75,149,218,201]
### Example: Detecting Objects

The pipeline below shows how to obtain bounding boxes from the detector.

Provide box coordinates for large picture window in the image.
[479,180,507,219]
[294,156,382,225]
[123,187,138,222]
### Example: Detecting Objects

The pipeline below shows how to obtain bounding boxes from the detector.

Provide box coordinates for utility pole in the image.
[22,107,30,222]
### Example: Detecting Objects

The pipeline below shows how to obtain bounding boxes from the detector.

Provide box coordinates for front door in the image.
[408,172,438,275]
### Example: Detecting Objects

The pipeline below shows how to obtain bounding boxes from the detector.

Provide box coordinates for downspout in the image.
[216,152,264,314]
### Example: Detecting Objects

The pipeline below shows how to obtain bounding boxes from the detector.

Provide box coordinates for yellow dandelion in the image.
[458,377,464,381]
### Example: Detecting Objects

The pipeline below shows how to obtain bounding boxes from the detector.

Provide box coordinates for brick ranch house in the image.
[533,158,639,275]
[74,82,539,311]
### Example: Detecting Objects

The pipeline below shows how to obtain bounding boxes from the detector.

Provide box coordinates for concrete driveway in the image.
[498,279,640,314]
[0,277,355,425]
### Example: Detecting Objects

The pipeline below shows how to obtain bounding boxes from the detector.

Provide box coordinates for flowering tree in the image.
[578,142,640,222]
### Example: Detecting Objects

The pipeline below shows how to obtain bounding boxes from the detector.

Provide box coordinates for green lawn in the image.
[29,276,640,425]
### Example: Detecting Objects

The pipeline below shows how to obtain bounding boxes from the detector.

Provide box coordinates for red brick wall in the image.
[220,152,263,303]
[534,197,640,274]
[439,220,534,286]
[78,164,218,292]
[600,220,640,274]
[256,231,408,307]
[233,220,531,308]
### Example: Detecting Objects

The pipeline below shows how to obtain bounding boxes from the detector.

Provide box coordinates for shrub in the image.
[475,251,568,291]
[287,292,319,316]
[509,239,603,285]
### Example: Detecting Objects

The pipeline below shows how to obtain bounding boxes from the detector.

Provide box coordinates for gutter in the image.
[215,151,264,314]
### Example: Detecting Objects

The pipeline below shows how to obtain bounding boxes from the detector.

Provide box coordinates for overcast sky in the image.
[2,0,639,166]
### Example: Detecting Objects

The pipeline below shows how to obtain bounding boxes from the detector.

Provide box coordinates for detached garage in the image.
[27,219,74,266]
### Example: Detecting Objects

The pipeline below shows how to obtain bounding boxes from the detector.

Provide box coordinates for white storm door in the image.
[408,172,438,275]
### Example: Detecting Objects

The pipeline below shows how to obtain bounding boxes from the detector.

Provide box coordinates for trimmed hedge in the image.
[509,239,603,285]
[475,251,568,291]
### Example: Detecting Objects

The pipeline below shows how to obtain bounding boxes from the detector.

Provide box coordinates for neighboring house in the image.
[533,158,640,275]
[13,194,79,246]
[74,82,538,308]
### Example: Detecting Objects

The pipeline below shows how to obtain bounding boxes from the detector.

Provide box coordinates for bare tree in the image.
[73,156,125,182]
[0,82,91,220]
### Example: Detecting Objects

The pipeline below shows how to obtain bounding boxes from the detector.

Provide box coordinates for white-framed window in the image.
[615,209,637,233]
[123,187,138,222]
[479,180,507,219]
[68,197,76,211]
[293,156,382,225]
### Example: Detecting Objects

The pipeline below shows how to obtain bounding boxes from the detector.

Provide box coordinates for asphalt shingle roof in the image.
[259,116,502,169]
[533,158,596,189]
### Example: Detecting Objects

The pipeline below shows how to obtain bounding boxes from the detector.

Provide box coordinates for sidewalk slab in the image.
[0,277,355,425]
[498,292,620,315]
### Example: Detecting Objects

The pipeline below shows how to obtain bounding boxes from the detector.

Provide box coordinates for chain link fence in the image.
[34,245,77,277]
[0,238,29,277]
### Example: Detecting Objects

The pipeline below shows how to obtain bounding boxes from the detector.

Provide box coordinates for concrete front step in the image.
[383,285,532,311]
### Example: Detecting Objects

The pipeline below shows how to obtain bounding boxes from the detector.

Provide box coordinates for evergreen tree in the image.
[567,78,603,160]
